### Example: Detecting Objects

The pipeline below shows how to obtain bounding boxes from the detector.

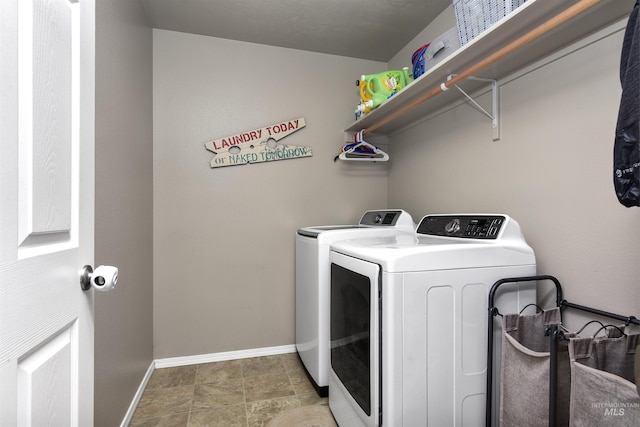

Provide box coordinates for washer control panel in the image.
[359,210,403,226]
[417,215,506,239]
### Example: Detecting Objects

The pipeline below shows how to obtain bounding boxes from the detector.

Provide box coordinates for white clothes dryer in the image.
[295,209,415,396]
[328,214,537,427]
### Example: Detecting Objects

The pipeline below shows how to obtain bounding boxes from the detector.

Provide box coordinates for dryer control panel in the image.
[417,215,506,239]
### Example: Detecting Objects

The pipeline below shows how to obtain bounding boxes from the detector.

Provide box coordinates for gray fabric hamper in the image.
[568,332,640,426]
[500,308,572,426]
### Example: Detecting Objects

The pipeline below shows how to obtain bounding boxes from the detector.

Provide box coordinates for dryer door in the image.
[329,251,380,427]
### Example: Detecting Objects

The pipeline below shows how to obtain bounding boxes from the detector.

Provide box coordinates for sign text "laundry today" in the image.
[209,119,303,151]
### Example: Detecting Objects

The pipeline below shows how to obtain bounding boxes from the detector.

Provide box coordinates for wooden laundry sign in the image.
[205,118,311,168]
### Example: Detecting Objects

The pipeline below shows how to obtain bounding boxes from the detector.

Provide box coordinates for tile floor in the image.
[129,352,330,427]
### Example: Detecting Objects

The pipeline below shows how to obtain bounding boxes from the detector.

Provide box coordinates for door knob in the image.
[80,265,118,291]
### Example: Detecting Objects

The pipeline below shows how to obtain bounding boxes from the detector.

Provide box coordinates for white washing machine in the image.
[328,214,537,426]
[296,209,416,396]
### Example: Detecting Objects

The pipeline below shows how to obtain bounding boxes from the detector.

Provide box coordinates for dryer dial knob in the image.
[445,218,461,234]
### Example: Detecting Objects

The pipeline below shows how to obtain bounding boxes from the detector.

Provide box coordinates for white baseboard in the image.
[120,360,155,427]
[154,344,297,369]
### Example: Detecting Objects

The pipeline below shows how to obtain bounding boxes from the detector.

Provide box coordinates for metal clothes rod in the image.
[364,0,603,135]
[560,299,640,325]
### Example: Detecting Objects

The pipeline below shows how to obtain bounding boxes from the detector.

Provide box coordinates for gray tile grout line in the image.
[242,367,250,427]
[186,364,198,427]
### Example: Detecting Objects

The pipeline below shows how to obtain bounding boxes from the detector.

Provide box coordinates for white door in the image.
[0,0,95,426]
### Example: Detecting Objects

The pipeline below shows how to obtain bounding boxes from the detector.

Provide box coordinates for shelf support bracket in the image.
[447,75,500,141]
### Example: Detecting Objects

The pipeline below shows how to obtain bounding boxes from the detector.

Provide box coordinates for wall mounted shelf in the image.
[345,0,635,137]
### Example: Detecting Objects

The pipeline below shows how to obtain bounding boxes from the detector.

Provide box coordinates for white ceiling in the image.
[141,0,452,61]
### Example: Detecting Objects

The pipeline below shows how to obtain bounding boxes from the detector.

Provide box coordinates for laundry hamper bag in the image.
[500,308,572,426]
[568,331,640,426]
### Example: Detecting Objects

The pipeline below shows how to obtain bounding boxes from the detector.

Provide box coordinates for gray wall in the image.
[388,17,640,327]
[94,1,153,426]
[152,30,388,358]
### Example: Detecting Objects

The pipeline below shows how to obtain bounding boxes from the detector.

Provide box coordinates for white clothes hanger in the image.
[337,130,389,162]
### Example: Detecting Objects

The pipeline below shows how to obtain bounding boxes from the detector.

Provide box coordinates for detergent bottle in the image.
[354,100,374,120]
[357,67,413,109]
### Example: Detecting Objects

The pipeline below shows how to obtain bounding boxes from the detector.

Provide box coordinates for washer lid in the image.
[297,209,415,238]
[297,225,362,238]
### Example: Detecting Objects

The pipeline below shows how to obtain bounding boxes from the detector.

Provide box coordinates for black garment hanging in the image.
[614,0,640,207]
